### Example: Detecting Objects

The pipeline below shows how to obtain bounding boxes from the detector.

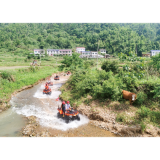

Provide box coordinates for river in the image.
[0,75,117,137]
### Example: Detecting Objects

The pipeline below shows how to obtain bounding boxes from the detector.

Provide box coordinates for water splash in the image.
[13,104,89,131]
[33,83,61,99]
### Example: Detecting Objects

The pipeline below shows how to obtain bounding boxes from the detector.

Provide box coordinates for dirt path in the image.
[0,66,29,70]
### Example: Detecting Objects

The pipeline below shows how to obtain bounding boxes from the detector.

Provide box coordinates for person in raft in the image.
[61,101,66,117]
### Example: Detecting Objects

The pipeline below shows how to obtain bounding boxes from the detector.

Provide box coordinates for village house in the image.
[99,49,106,54]
[91,51,98,58]
[34,49,45,55]
[47,49,59,56]
[34,49,45,54]
[80,51,91,58]
[142,53,150,58]
[80,51,104,58]
[76,47,85,53]
[150,50,160,57]
[59,49,72,56]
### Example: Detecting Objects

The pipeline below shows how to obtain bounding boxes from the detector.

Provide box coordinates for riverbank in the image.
[60,82,160,137]
[0,66,59,114]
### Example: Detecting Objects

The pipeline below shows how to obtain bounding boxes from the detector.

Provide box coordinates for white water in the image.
[33,83,62,99]
[11,82,89,131]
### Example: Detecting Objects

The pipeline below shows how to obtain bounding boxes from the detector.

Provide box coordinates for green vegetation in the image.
[0,23,160,57]
[0,51,63,67]
[1,23,160,133]
[59,52,160,129]
[0,66,59,101]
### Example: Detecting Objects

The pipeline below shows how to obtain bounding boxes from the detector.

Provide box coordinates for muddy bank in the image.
[77,104,160,137]
[21,116,117,137]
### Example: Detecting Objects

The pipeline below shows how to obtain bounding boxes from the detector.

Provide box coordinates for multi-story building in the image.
[150,50,160,57]
[47,49,72,56]
[47,49,59,56]
[80,51,104,58]
[76,47,85,53]
[91,51,98,58]
[59,49,72,56]
[34,49,45,55]
[99,49,106,54]
[80,51,91,58]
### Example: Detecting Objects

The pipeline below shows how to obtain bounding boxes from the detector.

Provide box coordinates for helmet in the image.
[67,101,69,104]
[62,101,65,104]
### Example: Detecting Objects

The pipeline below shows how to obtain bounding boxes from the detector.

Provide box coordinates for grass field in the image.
[0,52,62,102]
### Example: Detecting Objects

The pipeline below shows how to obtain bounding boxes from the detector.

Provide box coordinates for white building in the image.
[76,47,85,53]
[150,50,160,56]
[91,51,98,58]
[80,51,104,58]
[99,49,106,54]
[33,49,45,56]
[47,49,59,56]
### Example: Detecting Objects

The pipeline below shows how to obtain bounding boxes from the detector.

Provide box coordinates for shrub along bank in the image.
[0,66,59,102]
[60,55,160,129]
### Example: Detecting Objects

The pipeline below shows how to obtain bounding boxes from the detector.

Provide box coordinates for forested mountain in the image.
[0,23,160,56]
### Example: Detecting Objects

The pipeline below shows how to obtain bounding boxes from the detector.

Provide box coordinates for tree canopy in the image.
[0,23,160,56]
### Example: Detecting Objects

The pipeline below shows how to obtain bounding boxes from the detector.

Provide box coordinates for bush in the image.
[101,60,119,74]
[136,106,151,119]
[116,113,130,123]
[136,106,160,124]
[24,58,28,62]
[92,73,123,100]
[123,65,130,71]
[122,76,138,91]
[28,66,39,72]
[151,85,160,98]
[0,71,15,82]
[140,122,146,133]
[134,91,148,105]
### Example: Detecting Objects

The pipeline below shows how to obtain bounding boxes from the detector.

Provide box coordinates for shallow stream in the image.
[0,77,117,137]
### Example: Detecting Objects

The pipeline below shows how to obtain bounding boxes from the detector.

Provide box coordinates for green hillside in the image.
[0,23,159,56]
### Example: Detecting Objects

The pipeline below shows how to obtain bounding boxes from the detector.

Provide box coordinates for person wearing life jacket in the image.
[66,101,71,111]
[61,101,66,117]
[45,83,49,91]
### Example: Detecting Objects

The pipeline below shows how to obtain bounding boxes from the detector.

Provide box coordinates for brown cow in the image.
[122,90,137,105]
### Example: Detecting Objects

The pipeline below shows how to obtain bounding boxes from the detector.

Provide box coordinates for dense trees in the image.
[0,23,160,56]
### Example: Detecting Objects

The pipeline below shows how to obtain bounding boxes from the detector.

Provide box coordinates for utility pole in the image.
[97,40,99,69]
